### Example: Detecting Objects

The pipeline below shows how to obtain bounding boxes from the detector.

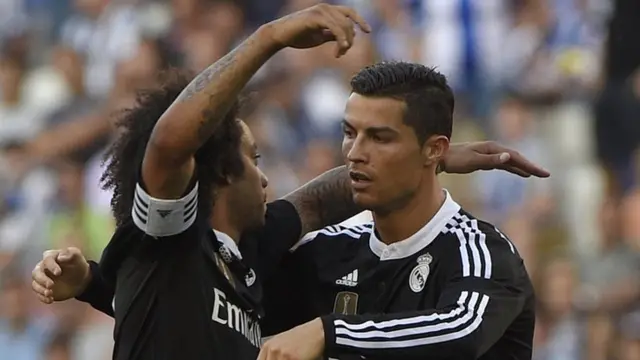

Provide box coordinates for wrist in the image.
[255,23,286,53]
[320,314,338,358]
[77,261,94,296]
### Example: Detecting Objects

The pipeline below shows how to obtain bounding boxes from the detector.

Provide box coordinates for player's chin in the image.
[247,213,266,232]
[351,192,380,210]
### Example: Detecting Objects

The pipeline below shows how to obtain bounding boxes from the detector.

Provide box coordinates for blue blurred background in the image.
[0,0,638,359]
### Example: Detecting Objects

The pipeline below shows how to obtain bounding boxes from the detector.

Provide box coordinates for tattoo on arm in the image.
[176,46,242,145]
[283,166,363,236]
[142,28,278,199]
[178,51,237,102]
[155,28,278,154]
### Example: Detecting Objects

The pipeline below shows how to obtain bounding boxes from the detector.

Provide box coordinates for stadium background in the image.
[0,0,638,359]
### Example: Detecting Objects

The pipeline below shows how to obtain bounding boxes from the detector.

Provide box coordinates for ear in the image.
[421,135,450,167]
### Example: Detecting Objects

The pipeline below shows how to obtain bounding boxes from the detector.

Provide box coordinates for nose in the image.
[344,136,367,164]
[259,168,269,189]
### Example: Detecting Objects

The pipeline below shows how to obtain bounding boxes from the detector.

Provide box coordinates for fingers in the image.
[36,293,53,304]
[315,5,365,57]
[314,7,350,57]
[57,247,82,262]
[42,252,62,276]
[501,164,531,178]
[337,6,371,33]
[328,12,355,57]
[32,280,53,304]
[506,151,551,178]
[32,262,55,289]
[481,141,550,178]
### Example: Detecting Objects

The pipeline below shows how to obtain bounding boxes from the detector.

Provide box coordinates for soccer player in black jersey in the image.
[27,6,374,360]
[31,9,547,360]
[258,63,536,360]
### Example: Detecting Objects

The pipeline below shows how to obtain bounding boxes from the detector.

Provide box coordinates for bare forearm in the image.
[150,25,280,160]
[283,166,362,236]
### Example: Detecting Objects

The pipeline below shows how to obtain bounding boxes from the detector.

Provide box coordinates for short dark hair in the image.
[350,61,454,144]
[101,70,244,226]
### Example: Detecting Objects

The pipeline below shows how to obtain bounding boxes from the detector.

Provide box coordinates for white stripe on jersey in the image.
[290,223,373,252]
[334,291,490,348]
[447,213,492,280]
[493,226,516,254]
[131,182,199,237]
[332,212,494,349]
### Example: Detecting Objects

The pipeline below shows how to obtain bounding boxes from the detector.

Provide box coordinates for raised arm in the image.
[141,28,279,199]
[143,4,370,200]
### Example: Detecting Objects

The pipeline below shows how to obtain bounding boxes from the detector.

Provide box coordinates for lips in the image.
[349,170,373,190]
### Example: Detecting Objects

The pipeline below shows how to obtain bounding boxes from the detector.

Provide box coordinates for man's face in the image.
[226,121,268,229]
[341,94,440,212]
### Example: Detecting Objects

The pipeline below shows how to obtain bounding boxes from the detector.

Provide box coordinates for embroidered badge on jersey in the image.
[245,268,256,287]
[333,291,359,315]
[409,253,432,293]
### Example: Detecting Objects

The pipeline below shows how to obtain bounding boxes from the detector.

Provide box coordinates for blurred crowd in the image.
[0,0,638,359]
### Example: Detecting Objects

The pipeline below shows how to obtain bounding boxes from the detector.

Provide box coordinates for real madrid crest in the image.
[409,253,432,293]
[245,268,256,287]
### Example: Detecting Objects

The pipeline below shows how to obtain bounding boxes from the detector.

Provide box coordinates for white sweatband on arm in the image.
[131,182,199,237]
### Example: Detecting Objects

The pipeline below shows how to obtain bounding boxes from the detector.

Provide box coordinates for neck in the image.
[209,195,242,243]
[373,178,445,245]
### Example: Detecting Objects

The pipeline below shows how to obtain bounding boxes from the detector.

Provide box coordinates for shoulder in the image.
[263,199,302,232]
[438,209,523,280]
[290,222,373,252]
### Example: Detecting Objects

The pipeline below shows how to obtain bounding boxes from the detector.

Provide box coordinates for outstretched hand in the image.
[443,141,551,178]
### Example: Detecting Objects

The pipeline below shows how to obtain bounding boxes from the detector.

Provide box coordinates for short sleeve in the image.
[131,181,199,237]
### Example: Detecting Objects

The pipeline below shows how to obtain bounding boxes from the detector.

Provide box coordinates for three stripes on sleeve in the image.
[131,182,199,237]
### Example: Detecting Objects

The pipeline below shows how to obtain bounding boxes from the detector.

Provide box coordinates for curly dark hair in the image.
[101,70,245,226]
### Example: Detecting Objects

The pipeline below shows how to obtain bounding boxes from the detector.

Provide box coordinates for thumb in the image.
[319,29,337,41]
[57,247,81,263]
[489,152,511,165]
[471,152,510,170]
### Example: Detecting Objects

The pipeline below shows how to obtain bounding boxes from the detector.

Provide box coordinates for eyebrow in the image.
[341,119,353,129]
[342,119,399,135]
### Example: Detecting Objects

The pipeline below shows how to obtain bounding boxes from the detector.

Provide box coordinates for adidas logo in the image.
[157,209,172,218]
[335,269,358,287]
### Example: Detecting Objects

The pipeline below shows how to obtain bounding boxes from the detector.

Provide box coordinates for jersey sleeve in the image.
[131,180,199,237]
[321,231,533,359]
[75,260,115,317]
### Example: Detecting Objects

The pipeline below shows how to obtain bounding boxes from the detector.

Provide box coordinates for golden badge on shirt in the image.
[333,291,359,315]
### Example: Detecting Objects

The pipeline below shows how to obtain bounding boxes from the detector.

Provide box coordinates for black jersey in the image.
[77,179,302,360]
[262,191,535,360]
